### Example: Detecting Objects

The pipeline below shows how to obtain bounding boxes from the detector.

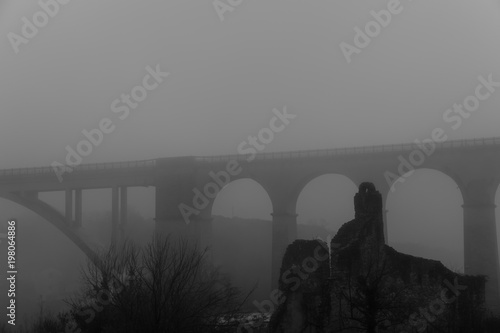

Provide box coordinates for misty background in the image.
[1,0,500,325]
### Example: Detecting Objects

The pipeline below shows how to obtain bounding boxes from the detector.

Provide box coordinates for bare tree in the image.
[67,235,251,333]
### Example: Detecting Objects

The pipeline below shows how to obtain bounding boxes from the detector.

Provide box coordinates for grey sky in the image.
[1,0,500,272]
[1,0,500,167]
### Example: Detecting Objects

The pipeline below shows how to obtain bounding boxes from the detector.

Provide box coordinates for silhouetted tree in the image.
[66,235,250,333]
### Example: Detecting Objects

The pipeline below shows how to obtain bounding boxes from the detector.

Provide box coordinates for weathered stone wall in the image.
[269,239,330,333]
[270,183,486,333]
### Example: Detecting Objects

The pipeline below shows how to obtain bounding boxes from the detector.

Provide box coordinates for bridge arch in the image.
[386,168,464,271]
[210,177,273,220]
[387,164,466,200]
[209,177,273,301]
[0,192,99,265]
[294,173,358,233]
[289,172,358,217]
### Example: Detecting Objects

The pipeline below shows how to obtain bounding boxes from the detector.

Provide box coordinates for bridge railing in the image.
[0,159,157,178]
[1,137,499,176]
[193,136,500,163]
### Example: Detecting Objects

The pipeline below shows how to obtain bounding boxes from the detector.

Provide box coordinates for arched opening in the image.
[212,178,272,220]
[75,187,155,247]
[0,186,156,322]
[295,174,358,240]
[211,178,273,306]
[387,168,464,272]
[40,189,111,248]
[0,197,86,321]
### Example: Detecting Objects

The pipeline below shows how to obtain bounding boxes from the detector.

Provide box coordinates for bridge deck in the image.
[0,136,499,179]
[195,136,500,163]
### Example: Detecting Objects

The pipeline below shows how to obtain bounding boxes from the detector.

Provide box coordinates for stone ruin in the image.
[269,182,486,333]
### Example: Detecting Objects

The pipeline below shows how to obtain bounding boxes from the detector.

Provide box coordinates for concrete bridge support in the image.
[155,182,190,239]
[120,187,127,232]
[153,169,499,312]
[190,215,213,260]
[111,187,119,246]
[75,189,82,228]
[111,186,128,247]
[154,178,209,249]
[0,191,99,265]
[65,189,83,228]
[462,179,500,312]
[271,212,298,289]
[65,189,73,226]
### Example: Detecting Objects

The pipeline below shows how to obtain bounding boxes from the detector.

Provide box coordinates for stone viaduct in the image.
[0,136,499,309]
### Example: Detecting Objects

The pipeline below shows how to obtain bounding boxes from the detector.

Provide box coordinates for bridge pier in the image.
[75,189,82,227]
[155,212,212,250]
[120,187,127,230]
[64,189,83,228]
[154,214,211,253]
[463,180,500,312]
[155,182,188,239]
[190,215,213,260]
[110,186,128,247]
[155,216,190,238]
[271,212,297,290]
[154,180,210,248]
[65,189,73,226]
[111,187,119,247]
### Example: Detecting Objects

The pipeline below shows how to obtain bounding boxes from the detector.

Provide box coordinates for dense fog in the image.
[0,0,500,329]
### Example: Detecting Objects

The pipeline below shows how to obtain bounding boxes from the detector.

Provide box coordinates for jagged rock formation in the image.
[269,239,330,333]
[270,182,485,333]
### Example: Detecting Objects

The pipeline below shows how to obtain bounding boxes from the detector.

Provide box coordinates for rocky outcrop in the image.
[268,239,330,333]
[270,183,485,333]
